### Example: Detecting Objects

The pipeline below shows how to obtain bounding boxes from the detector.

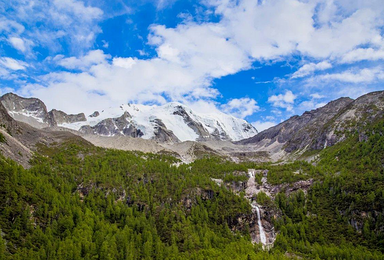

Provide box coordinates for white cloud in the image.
[0,87,15,96]
[299,8,383,58]
[252,121,277,132]
[310,93,325,99]
[292,61,332,78]
[341,48,384,63]
[8,37,26,52]
[298,100,327,112]
[221,98,260,118]
[6,0,384,118]
[112,57,137,69]
[210,0,314,59]
[268,91,297,111]
[317,67,384,83]
[2,0,103,54]
[0,57,28,71]
[149,22,251,78]
[54,50,110,70]
[0,17,25,35]
[0,57,28,80]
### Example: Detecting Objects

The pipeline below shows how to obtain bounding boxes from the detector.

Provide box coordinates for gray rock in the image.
[1,93,88,128]
[173,105,212,141]
[238,97,354,151]
[49,109,86,125]
[0,92,55,127]
[89,111,100,118]
[151,118,179,142]
[238,91,384,152]
[80,111,143,138]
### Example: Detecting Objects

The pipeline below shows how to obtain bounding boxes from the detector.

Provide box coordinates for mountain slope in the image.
[239,91,384,153]
[0,100,91,168]
[76,102,257,142]
[1,93,258,142]
[0,93,86,129]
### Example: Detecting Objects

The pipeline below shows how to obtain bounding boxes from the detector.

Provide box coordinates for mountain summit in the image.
[0,93,258,143]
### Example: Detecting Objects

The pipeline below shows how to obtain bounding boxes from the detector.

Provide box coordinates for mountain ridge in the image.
[238,90,384,154]
[0,93,258,143]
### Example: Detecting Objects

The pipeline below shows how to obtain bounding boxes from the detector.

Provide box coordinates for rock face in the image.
[0,101,91,168]
[0,93,87,128]
[239,91,384,153]
[78,102,257,142]
[49,109,86,125]
[80,111,143,138]
[0,93,258,143]
[79,113,181,142]
[89,111,99,118]
[0,92,55,128]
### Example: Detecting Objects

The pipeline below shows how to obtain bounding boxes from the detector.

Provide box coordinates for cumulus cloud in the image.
[209,0,314,59]
[317,67,384,83]
[341,48,384,63]
[4,0,384,120]
[292,61,332,78]
[268,91,297,111]
[252,121,277,132]
[54,50,110,70]
[8,37,27,52]
[149,23,251,78]
[221,98,260,119]
[298,100,327,112]
[112,57,137,69]
[2,0,103,54]
[21,56,223,113]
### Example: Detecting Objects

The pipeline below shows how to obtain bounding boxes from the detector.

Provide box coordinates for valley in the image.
[0,91,383,259]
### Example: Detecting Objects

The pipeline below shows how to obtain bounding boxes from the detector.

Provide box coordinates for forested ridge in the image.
[0,121,384,259]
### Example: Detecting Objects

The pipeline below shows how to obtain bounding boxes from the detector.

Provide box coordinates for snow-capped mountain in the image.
[70,102,258,142]
[0,93,258,143]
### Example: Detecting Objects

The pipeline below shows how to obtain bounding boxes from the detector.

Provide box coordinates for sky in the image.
[1,0,384,131]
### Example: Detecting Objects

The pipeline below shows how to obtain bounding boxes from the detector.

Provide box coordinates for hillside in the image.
[239,91,384,155]
[0,108,384,258]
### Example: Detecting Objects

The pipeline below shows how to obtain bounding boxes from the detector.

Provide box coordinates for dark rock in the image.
[151,118,179,142]
[173,105,212,141]
[49,109,86,124]
[80,111,144,137]
[89,111,100,117]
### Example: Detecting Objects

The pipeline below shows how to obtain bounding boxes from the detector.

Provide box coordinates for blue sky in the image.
[1,0,384,131]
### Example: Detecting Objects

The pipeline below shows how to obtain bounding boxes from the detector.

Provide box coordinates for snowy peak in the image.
[0,93,258,143]
[0,93,54,128]
[0,93,86,129]
[74,102,257,142]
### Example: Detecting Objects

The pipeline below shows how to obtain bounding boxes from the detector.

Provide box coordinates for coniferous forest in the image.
[1,121,384,259]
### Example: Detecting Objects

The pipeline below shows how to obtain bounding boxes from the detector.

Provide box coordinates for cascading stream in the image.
[252,204,267,245]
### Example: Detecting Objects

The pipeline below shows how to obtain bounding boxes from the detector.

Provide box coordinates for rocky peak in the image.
[80,111,143,138]
[0,92,55,128]
[239,91,384,155]
[49,109,86,125]
[0,93,89,129]
[238,96,355,152]
[0,93,258,143]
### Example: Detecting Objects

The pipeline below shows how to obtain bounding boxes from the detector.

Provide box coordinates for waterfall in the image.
[252,204,267,245]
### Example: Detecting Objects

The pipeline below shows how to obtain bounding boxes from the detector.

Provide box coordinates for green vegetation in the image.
[0,132,6,144]
[0,120,383,259]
